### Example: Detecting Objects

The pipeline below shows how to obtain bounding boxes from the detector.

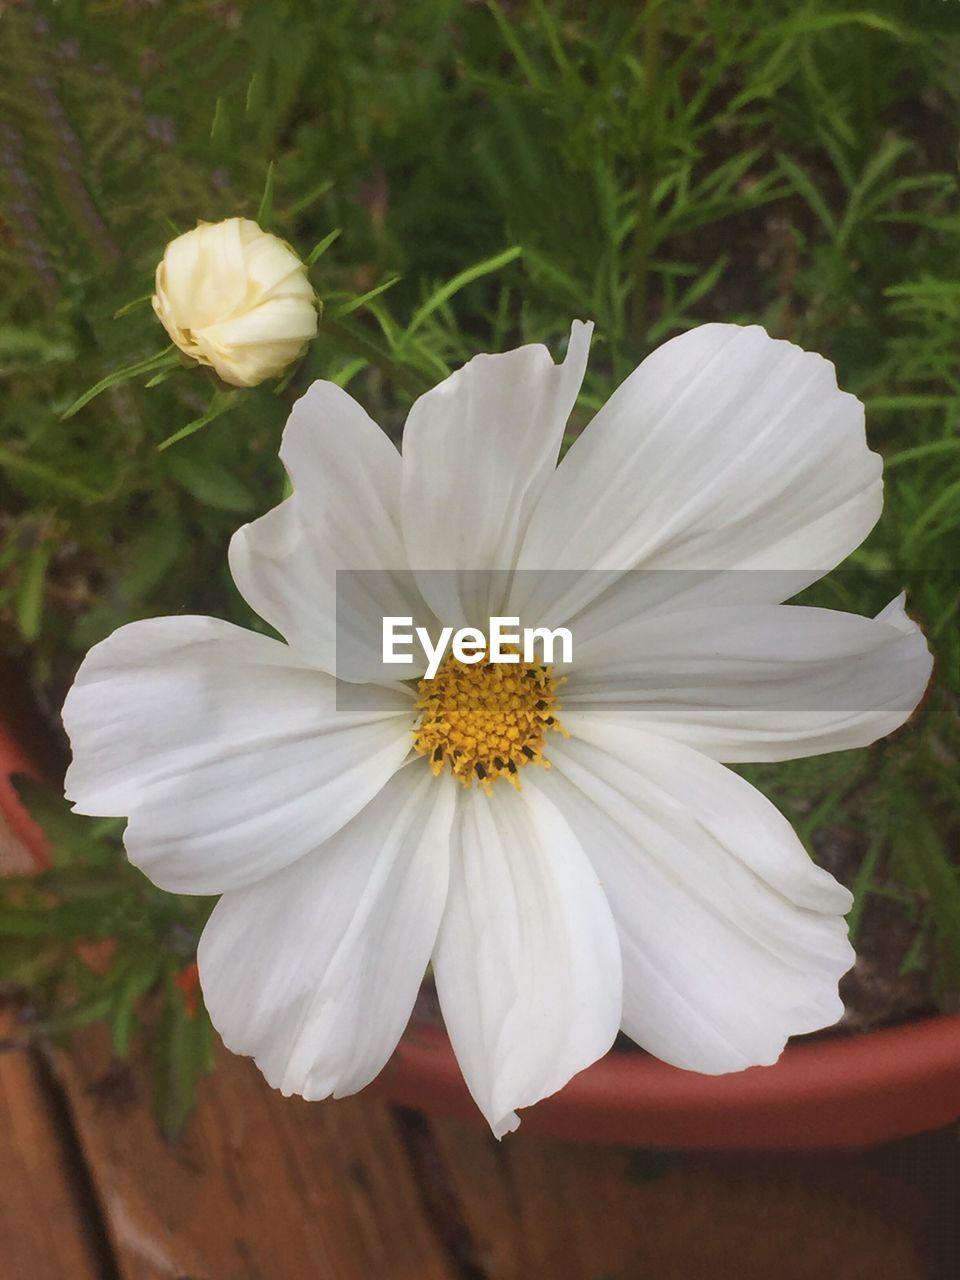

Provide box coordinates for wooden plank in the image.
[429,1116,934,1280]
[52,1023,454,1280]
[3,977,954,1280]
[0,1005,105,1280]
[874,1128,960,1279]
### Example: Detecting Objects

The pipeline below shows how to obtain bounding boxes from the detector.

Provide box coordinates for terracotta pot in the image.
[2,691,959,1150]
[372,1013,960,1149]
[0,706,50,870]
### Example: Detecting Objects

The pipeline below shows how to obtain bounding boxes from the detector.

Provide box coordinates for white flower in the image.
[62,322,932,1138]
[152,217,318,387]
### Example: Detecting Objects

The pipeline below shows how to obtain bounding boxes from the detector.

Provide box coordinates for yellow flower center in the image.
[413,648,567,792]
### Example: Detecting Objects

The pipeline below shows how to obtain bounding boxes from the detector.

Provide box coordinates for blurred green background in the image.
[1,0,958,1132]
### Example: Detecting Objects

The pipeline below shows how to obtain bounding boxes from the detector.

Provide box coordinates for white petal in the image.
[562,595,932,761]
[511,324,881,625]
[432,781,621,1138]
[545,720,854,1074]
[198,764,455,1099]
[401,321,592,624]
[204,294,317,353]
[158,217,247,329]
[62,616,414,894]
[237,218,315,298]
[229,380,435,679]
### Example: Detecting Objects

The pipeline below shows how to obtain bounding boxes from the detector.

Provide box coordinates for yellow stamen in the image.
[413,648,567,793]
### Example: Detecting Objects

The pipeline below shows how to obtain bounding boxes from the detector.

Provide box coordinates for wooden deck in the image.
[4,1001,959,1278]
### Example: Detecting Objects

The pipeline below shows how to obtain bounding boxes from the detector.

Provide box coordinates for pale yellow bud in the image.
[152,217,319,388]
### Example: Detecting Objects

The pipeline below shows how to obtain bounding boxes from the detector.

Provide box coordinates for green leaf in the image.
[11,777,103,866]
[847,837,882,942]
[306,228,342,267]
[903,476,960,558]
[122,502,184,601]
[330,357,368,388]
[0,898,125,940]
[679,255,729,309]
[245,70,264,115]
[288,178,334,219]
[60,348,179,420]
[38,868,133,900]
[899,921,931,977]
[210,95,230,145]
[112,957,162,1059]
[487,1,546,90]
[895,821,960,988]
[0,327,75,370]
[14,541,52,642]
[153,976,215,1139]
[163,450,256,512]
[257,160,275,229]
[884,439,960,469]
[113,294,153,320]
[157,389,240,451]
[0,446,102,503]
[144,364,181,389]
[776,152,838,237]
[329,275,401,320]
[767,8,905,39]
[404,247,522,341]
[68,499,186,647]
[42,994,115,1036]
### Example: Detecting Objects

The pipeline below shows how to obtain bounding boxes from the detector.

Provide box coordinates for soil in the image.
[815,825,948,1034]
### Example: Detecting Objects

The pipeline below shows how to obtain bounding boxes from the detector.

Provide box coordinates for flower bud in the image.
[152,217,318,387]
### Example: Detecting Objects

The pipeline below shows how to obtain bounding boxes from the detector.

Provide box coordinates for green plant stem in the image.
[60,348,179,420]
[630,1,661,347]
[320,318,431,397]
[0,445,103,502]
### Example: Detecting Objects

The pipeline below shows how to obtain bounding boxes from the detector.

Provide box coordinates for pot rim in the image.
[374,1011,960,1148]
